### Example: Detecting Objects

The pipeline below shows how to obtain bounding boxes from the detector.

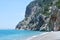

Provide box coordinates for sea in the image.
[0,30,43,40]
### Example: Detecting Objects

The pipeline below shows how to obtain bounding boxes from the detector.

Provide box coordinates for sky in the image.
[0,0,32,29]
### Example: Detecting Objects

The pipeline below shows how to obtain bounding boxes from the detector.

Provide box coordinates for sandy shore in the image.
[29,31,60,40]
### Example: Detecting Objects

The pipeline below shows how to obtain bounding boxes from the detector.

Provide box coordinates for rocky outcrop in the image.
[48,6,60,31]
[16,0,60,31]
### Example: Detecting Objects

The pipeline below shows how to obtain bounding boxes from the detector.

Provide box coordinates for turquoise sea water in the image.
[0,30,43,40]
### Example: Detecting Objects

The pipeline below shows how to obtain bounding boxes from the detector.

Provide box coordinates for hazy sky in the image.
[0,0,32,29]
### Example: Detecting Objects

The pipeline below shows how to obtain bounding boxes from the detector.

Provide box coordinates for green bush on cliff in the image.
[56,0,60,8]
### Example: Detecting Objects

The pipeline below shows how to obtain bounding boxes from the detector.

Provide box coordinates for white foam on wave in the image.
[26,32,48,40]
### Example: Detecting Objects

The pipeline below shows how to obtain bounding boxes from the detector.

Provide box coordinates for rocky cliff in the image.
[16,0,60,31]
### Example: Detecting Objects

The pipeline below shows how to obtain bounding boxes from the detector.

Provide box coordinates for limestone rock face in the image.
[16,0,60,31]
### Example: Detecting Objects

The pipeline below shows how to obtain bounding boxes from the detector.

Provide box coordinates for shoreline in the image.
[28,31,60,40]
[26,32,48,40]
